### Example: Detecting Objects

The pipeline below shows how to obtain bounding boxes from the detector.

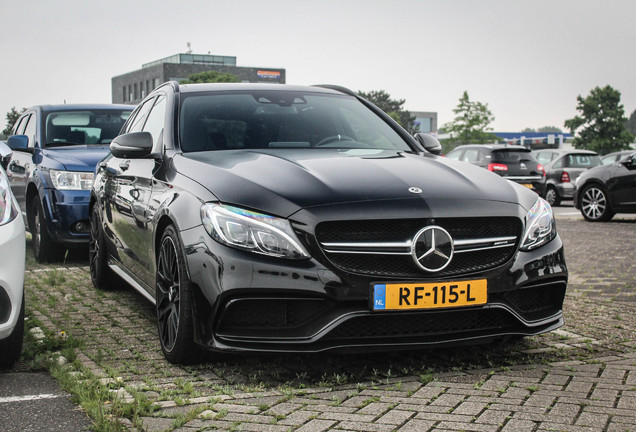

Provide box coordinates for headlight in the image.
[49,170,94,190]
[201,204,310,259]
[0,169,19,226]
[520,197,556,251]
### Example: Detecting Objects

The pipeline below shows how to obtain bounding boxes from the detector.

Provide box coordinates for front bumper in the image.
[0,214,26,340]
[181,224,568,353]
[40,188,91,244]
[556,182,575,200]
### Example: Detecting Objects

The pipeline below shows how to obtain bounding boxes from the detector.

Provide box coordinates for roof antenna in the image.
[186,42,192,54]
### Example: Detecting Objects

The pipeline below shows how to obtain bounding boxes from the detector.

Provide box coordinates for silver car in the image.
[0,142,26,368]
[533,149,601,206]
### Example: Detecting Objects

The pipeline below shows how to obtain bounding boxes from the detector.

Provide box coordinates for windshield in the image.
[565,154,601,168]
[45,109,132,146]
[179,91,412,152]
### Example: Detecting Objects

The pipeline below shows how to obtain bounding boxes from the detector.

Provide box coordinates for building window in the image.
[146,80,150,95]
[123,86,127,102]
[128,85,133,102]
[152,78,159,89]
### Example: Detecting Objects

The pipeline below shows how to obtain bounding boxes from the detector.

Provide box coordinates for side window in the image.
[446,149,462,160]
[22,114,37,148]
[142,94,166,149]
[535,152,548,164]
[553,158,563,169]
[13,114,30,135]
[127,97,156,133]
[464,149,480,163]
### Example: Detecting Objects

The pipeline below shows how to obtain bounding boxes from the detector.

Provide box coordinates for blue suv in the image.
[6,105,133,261]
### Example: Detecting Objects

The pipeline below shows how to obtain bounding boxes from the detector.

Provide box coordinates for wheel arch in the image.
[25,183,40,231]
[154,214,176,260]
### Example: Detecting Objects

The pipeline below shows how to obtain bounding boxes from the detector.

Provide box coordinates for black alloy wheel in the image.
[156,225,202,364]
[580,184,614,222]
[29,195,56,262]
[89,205,114,289]
[544,186,560,207]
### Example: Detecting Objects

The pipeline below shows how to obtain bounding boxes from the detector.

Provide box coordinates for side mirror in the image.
[6,135,29,151]
[621,156,636,169]
[110,132,153,159]
[0,141,13,170]
[414,133,443,155]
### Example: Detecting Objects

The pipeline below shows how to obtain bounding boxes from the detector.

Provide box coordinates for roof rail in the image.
[313,84,357,97]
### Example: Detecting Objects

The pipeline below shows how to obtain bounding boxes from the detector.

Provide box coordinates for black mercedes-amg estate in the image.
[90,82,568,364]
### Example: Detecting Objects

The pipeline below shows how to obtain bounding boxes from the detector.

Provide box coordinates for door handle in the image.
[119,160,130,171]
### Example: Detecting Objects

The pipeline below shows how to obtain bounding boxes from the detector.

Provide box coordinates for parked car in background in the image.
[0,142,26,368]
[533,149,601,206]
[573,152,636,221]
[90,82,567,364]
[5,104,133,261]
[445,144,545,195]
[601,150,636,165]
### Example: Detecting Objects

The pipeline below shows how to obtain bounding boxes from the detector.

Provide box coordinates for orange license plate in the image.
[372,279,487,311]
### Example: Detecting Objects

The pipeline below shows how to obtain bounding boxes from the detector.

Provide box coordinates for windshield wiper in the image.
[45,141,83,147]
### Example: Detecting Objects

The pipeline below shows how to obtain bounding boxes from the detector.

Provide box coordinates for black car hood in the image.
[174,149,536,218]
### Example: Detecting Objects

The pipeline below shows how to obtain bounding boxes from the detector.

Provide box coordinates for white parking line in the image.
[0,393,63,403]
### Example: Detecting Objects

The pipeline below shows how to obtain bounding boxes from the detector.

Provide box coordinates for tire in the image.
[544,186,561,207]
[89,204,114,289]
[155,225,203,364]
[580,184,614,222]
[0,294,25,369]
[29,195,57,263]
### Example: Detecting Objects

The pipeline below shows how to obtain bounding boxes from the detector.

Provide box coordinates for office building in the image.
[112,53,286,104]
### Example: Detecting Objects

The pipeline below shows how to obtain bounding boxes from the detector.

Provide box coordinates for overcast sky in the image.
[1,0,635,132]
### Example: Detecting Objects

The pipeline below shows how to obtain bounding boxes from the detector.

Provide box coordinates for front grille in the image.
[324,308,519,341]
[315,217,522,278]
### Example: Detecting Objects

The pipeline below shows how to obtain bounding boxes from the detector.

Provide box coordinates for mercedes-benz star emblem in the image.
[408,187,422,194]
[411,226,454,272]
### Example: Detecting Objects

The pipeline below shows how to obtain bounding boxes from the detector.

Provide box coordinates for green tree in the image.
[358,90,417,134]
[179,70,240,84]
[564,85,634,154]
[521,126,562,134]
[2,107,26,136]
[626,108,636,135]
[442,91,495,144]
[537,126,562,133]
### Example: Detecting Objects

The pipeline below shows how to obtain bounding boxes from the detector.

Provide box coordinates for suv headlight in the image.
[1,169,19,226]
[49,169,94,190]
[520,197,556,251]
[201,204,310,259]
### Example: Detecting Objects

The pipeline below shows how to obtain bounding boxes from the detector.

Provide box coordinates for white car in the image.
[0,142,26,368]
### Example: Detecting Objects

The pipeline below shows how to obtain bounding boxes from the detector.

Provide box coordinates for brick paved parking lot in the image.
[11,218,636,431]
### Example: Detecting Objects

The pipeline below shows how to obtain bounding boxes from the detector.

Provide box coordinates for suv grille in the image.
[315,217,522,278]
